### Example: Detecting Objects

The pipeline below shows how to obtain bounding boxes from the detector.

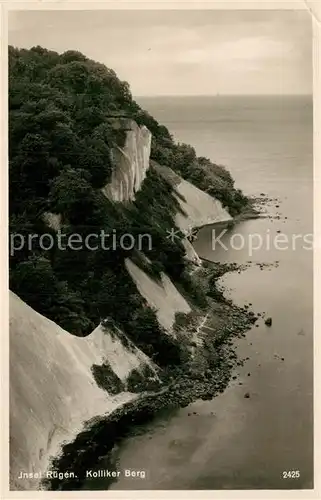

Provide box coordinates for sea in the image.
[111,95,314,489]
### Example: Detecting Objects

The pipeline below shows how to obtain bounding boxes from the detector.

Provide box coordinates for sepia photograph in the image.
[7,5,314,493]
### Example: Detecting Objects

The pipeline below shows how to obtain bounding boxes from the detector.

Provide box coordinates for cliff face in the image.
[10,253,191,490]
[9,292,154,490]
[44,125,230,264]
[101,120,152,202]
[175,177,232,231]
[154,162,231,240]
[10,122,235,490]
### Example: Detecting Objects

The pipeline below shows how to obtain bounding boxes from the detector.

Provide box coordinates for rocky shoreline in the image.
[42,259,262,492]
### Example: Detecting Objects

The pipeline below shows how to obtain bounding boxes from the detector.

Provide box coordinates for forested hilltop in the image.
[9,46,249,367]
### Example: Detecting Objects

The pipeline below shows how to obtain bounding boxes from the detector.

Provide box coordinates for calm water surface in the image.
[110,96,313,490]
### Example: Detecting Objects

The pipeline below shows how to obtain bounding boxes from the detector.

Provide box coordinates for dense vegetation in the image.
[9,46,247,367]
[91,362,125,395]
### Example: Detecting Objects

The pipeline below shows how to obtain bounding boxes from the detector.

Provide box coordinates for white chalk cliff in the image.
[101,124,230,265]
[125,259,191,332]
[102,120,152,202]
[9,292,154,491]
[174,178,232,231]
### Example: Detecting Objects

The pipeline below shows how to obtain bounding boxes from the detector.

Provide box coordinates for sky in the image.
[8,9,312,96]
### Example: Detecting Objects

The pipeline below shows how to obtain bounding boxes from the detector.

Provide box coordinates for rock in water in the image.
[265,317,272,327]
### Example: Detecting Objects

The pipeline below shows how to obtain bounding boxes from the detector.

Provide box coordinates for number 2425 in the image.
[282,471,300,479]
